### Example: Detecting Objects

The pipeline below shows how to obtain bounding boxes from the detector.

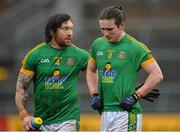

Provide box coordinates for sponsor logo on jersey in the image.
[97,51,103,56]
[44,70,67,89]
[99,62,117,83]
[66,58,74,66]
[119,51,125,60]
[40,58,50,63]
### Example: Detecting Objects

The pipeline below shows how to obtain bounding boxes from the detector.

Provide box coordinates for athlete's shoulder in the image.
[92,37,105,44]
[70,44,89,56]
[22,42,47,64]
[26,42,47,55]
[125,34,151,53]
[90,37,106,50]
[125,34,139,44]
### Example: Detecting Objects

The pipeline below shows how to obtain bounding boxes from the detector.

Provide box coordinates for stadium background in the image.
[0,0,180,131]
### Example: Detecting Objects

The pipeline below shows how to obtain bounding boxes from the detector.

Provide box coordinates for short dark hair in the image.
[99,6,126,27]
[45,13,72,43]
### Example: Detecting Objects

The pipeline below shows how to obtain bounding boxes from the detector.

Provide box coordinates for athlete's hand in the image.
[120,93,139,111]
[90,93,103,112]
[142,89,160,102]
[136,83,160,102]
[22,115,36,131]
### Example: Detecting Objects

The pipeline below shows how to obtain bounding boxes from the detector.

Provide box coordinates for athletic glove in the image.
[136,83,160,102]
[120,93,139,111]
[141,89,160,102]
[90,93,103,111]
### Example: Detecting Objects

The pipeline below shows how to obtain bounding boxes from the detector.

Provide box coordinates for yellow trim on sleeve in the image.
[20,67,34,76]
[90,57,96,64]
[141,57,155,68]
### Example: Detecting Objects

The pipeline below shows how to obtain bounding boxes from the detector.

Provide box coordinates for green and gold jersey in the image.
[20,42,89,125]
[90,34,155,114]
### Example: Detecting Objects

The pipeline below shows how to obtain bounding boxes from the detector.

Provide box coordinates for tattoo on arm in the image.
[17,73,33,90]
[16,73,33,111]
[22,96,29,110]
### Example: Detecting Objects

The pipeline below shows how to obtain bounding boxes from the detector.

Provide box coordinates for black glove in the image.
[142,89,160,102]
[90,93,103,113]
[136,83,160,102]
[120,93,139,111]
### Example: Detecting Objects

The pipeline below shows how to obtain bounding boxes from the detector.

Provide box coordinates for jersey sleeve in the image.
[89,40,97,63]
[20,51,38,76]
[133,42,155,71]
[141,53,155,68]
[78,49,90,71]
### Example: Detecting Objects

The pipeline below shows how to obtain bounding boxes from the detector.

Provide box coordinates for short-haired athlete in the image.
[15,13,89,131]
[86,6,163,131]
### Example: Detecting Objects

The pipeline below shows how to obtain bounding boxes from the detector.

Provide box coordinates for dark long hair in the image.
[44,13,71,43]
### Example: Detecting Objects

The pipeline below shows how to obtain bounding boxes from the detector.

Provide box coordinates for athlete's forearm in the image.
[137,71,163,97]
[86,69,98,96]
[136,61,163,97]
[15,73,33,119]
[86,59,99,96]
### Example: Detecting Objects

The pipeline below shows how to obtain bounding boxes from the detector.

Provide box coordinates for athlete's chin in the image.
[105,37,112,42]
[106,38,117,43]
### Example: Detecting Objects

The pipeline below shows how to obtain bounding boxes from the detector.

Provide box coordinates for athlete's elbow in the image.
[157,71,164,83]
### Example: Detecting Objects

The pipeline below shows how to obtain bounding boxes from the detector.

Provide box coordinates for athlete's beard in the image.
[57,41,68,48]
[55,36,72,48]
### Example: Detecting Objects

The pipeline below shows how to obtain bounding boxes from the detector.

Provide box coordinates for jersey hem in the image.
[43,116,80,125]
[103,106,142,114]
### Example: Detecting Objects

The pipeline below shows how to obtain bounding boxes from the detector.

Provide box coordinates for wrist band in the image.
[91,93,99,97]
[133,93,140,100]
[90,89,98,96]
[135,91,142,99]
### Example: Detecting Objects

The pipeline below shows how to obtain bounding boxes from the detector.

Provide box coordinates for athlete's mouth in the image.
[64,38,72,45]
[106,36,112,41]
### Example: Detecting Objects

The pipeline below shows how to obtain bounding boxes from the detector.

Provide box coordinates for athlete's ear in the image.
[50,30,54,36]
[119,21,126,29]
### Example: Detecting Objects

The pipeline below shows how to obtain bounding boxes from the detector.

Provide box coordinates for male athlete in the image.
[86,6,163,131]
[15,13,89,131]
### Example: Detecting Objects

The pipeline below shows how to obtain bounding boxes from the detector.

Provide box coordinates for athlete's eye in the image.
[100,28,115,32]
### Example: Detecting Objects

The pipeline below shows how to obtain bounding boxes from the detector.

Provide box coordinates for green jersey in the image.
[90,34,155,114]
[20,42,89,125]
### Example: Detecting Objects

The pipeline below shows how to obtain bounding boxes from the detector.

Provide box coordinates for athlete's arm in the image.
[86,58,98,96]
[15,72,35,130]
[135,60,164,98]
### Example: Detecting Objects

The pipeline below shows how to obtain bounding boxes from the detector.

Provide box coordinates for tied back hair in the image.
[99,6,126,27]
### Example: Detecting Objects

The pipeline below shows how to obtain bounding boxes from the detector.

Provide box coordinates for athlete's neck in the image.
[49,41,64,49]
[117,31,125,42]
